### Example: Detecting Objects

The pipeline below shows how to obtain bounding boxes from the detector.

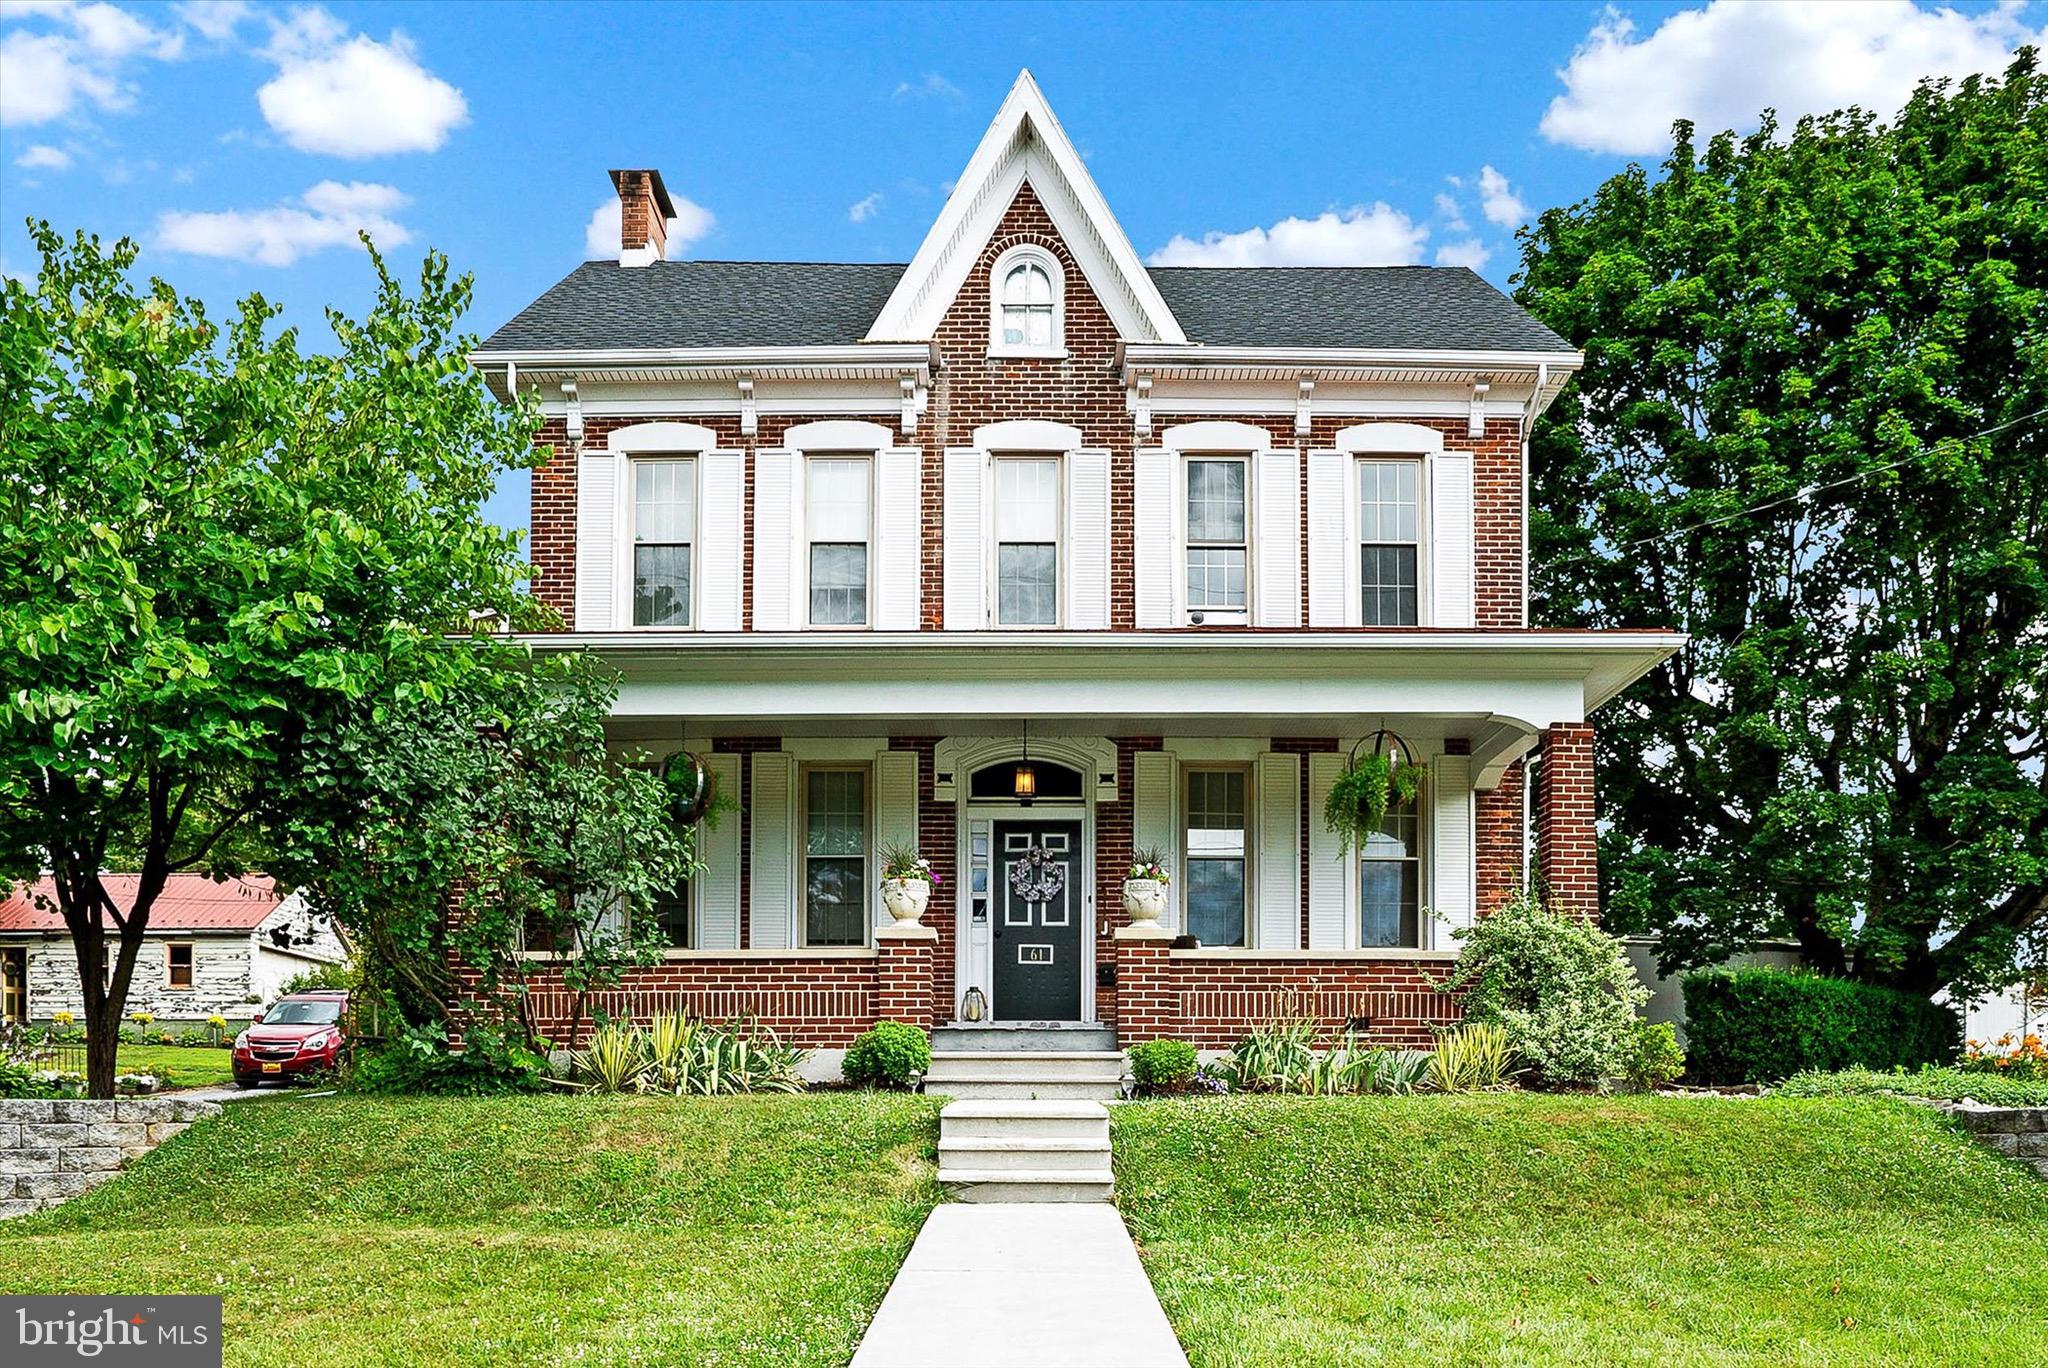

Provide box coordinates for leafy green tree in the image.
[0,225,686,1092]
[1517,55,2047,999]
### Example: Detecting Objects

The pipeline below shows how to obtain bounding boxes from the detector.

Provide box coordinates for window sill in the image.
[1166,946,1456,963]
[986,347,1070,362]
[517,946,880,962]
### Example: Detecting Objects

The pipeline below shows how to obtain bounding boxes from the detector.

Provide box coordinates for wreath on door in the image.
[1008,846,1067,904]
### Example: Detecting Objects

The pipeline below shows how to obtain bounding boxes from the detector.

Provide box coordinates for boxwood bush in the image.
[1682,968,1961,1084]
[1128,1039,1198,1093]
[841,1021,931,1090]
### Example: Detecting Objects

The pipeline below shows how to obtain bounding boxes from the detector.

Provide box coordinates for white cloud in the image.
[847,191,883,223]
[892,72,962,101]
[255,7,466,157]
[1543,0,2044,156]
[15,142,71,169]
[1433,191,1468,232]
[0,1,183,125]
[154,179,411,266]
[1434,239,1491,271]
[581,193,716,260]
[174,0,252,42]
[1476,165,1527,229]
[1148,203,1428,268]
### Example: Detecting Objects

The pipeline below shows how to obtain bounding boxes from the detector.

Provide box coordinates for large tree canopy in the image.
[1517,54,2048,999]
[0,226,685,1093]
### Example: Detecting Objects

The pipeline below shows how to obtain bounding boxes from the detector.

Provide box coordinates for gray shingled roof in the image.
[478,260,1571,354]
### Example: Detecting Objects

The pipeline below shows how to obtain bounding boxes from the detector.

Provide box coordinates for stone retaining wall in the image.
[1944,1103,2048,1178]
[0,1097,222,1219]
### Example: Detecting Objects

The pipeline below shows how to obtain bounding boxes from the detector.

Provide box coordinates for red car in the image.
[233,991,348,1087]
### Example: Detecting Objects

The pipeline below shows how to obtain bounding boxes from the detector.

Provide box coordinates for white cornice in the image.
[1122,344,1582,373]
[864,70,1185,345]
[472,343,933,370]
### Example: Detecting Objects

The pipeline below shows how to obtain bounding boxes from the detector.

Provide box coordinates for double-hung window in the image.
[167,943,194,990]
[804,767,867,946]
[1186,457,1248,615]
[807,457,871,626]
[1358,460,1419,626]
[1360,798,1421,947]
[993,457,1060,626]
[1000,262,1055,348]
[633,459,695,626]
[1185,769,1247,947]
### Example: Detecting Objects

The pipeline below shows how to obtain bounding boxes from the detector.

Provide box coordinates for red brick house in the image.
[471,72,1678,1071]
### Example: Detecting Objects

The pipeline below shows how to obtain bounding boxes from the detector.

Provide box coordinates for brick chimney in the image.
[609,168,676,268]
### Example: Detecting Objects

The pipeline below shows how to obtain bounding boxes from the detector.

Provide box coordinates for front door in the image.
[1,947,25,1022]
[991,821,1083,1021]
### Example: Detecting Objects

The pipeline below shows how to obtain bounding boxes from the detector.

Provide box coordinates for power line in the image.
[1549,404,2048,567]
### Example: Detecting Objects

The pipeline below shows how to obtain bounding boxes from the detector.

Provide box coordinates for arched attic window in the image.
[989,245,1064,357]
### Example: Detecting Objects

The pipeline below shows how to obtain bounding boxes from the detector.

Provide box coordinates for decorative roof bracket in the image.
[738,376,757,437]
[1296,375,1316,437]
[560,380,583,451]
[1469,376,1491,439]
[1131,373,1153,439]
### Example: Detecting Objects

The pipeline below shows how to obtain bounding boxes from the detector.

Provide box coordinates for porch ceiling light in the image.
[1015,720,1036,805]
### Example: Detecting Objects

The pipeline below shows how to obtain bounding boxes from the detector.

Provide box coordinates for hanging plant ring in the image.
[1324,729,1428,854]
[659,750,718,827]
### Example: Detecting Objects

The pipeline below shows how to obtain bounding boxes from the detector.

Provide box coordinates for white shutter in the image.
[1254,752,1301,949]
[695,752,743,949]
[1254,447,1302,627]
[1430,451,1475,629]
[943,448,985,629]
[574,453,622,630]
[1431,754,1476,949]
[874,749,920,928]
[1133,448,1174,627]
[753,450,798,631]
[875,448,923,631]
[1065,449,1111,630]
[1307,752,1348,948]
[1131,750,1177,930]
[698,451,745,631]
[748,752,797,948]
[1306,450,1349,627]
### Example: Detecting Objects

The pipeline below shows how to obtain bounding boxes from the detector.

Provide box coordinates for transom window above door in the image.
[633,458,695,627]
[993,457,1061,626]
[807,456,871,627]
[988,245,1064,357]
[1186,457,1248,616]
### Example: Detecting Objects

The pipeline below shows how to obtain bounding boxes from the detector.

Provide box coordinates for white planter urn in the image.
[881,877,932,925]
[1122,877,1168,926]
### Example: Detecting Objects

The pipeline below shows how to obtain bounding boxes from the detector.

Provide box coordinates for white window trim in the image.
[166,941,195,990]
[627,454,702,629]
[1333,735,1433,950]
[987,452,1065,629]
[798,760,874,948]
[801,453,877,631]
[1181,764,1253,949]
[1351,455,1429,628]
[1179,453,1252,625]
[988,243,1067,360]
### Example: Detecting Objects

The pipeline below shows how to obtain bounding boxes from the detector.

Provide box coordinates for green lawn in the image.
[0,1093,943,1367]
[1113,1093,2048,1366]
[116,1043,237,1089]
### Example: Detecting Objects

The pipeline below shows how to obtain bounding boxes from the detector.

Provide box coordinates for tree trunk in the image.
[86,1000,122,1098]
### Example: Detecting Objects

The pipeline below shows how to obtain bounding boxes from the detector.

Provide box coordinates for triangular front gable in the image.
[865,69,1186,346]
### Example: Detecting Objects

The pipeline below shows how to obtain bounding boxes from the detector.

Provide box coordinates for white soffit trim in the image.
[973,419,1083,451]
[864,69,1186,346]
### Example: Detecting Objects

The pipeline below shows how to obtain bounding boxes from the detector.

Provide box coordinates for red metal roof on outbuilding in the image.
[0,874,283,933]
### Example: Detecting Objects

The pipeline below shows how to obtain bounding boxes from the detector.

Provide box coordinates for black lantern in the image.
[1014,721,1036,805]
[659,751,717,826]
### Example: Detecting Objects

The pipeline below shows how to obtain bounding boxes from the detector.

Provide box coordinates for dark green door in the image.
[991,821,1084,1021]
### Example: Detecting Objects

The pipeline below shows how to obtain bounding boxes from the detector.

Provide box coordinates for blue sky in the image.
[4,0,2041,532]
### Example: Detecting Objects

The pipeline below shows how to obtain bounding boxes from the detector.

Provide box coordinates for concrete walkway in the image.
[851,1203,1188,1368]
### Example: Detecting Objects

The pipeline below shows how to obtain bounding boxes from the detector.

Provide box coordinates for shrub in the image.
[1775,1064,2048,1108]
[347,1022,548,1096]
[1427,1022,1516,1091]
[842,1021,931,1090]
[1438,892,1645,1085]
[1129,1039,1198,1093]
[1682,968,1962,1084]
[280,961,358,996]
[1622,1021,1686,1093]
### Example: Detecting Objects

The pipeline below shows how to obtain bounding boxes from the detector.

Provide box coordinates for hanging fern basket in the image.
[659,750,718,827]
[1324,729,1429,854]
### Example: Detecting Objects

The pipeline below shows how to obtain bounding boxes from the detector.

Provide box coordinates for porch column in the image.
[1111,923,1177,1047]
[1536,722,1598,920]
[875,922,939,1029]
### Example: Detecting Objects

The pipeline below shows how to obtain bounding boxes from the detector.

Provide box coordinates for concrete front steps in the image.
[924,1025,1126,1102]
[937,1100,1114,1203]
